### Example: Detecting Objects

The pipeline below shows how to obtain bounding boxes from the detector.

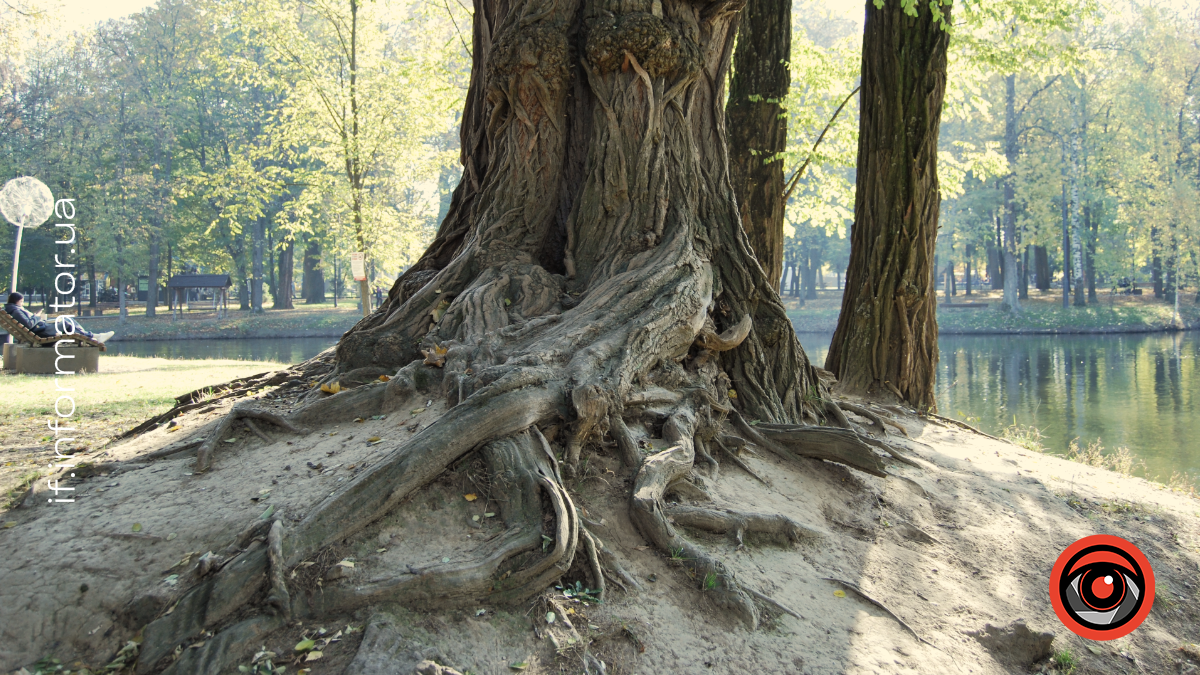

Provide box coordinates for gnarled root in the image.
[629,406,761,629]
[195,402,308,473]
[730,412,887,477]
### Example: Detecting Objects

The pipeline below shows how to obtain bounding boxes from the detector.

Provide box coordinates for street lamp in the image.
[1,177,55,294]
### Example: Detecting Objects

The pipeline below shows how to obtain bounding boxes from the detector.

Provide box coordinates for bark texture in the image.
[824,0,949,411]
[725,0,790,289]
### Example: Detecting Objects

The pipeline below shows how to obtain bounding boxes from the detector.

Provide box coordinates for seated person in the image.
[3,292,114,343]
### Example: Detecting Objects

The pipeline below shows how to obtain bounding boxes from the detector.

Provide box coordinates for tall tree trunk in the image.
[252,215,266,313]
[303,237,325,304]
[965,244,973,296]
[267,228,278,306]
[803,247,818,300]
[1069,127,1086,307]
[1019,245,1029,299]
[1085,203,1097,302]
[986,242,1002,290]
[1151,231,1162,298]
[726,0,790,289]
[274,238,294,310]
[1034,245,1050,291]
[825,0,950,410]
[146,237,160,317]
[1002,74,1021,311]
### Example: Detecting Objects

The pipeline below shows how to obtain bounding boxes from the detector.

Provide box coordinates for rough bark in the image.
[825,0,949,411]
[252,214,265,313]
[726,0,790,289]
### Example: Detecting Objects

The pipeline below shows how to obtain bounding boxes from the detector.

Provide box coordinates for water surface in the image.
[796,331,1199,482]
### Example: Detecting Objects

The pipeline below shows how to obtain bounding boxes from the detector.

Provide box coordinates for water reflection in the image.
[105,337,337,365]
[796,331,1198,481]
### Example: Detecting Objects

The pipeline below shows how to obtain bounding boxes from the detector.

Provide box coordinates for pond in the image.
[798,331,1199,483]
[108,332,1198,484]
[105,337,337,365]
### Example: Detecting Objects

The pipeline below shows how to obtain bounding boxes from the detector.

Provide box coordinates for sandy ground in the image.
[1,389,1198,675]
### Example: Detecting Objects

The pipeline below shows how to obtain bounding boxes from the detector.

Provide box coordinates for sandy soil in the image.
[1,388,1197,675]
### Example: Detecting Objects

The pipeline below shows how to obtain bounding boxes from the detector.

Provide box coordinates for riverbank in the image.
[4,304,362,342]
[0,385,1196,674]
[786,287,1200,334]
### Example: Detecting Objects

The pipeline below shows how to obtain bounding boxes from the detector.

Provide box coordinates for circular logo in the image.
[1049,534,1154,640]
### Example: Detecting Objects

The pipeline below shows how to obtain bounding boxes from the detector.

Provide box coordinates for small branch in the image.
[266,520,291,618]
[782,85,861,202]
[713,437,769,486]
[745,586,803,620]
[244,418,271,443]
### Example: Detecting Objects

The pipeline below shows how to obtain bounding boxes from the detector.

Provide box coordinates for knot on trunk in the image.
[486,23,571,99]
[585,12,699,78]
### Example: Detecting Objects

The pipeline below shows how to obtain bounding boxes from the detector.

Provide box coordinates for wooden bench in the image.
[0,310,107,351]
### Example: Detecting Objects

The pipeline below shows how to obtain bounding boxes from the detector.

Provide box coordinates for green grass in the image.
[1050,648,1078,674]
[0,355,287,509]
[28,303,360,342]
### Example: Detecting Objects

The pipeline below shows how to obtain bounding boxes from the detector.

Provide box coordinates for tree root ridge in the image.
[666,505,825,546]
[195,403,308,473]
[822,577,940,650]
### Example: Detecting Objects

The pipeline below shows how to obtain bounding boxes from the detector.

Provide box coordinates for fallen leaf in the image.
[167,426,179,432]
[546,611,556,624]
[2,522,15,529]
[503,298,512,306]
[510,663,527,670]
[294,638,316,652]
[259,505,275,520]
[132,523,142,532]
[367,436,381,443]
[833,590,846,598]
[484,512,495,518]
[224,438,237,444]
[472,515,480,521]
[442,557,450,563]
[320,381,342,395]
[305,650,324,661]
[376,548,387,553]
[476,608,487,616]
[166,533,177,541]
[410,408,426,415]
[464,493,477,502]
[378,375,390,382]
[337,559,355,568]
[1087,645,1104,656]
[728,389,738,399]
[163,574,179,586]
[353,418,364,423]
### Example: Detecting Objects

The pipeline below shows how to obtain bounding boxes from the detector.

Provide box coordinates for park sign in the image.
[1,177,55,294]
[351,252,367,281]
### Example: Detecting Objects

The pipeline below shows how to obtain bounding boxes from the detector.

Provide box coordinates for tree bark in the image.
[825,0,950,411]
[965,244,973,296]
[147,237,160,316]
[726,0,790,289]
[1069,127,1086,307]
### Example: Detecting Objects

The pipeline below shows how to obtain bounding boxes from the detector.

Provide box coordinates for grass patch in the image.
[23,303,360,342]
[1050,648,1078,674]
[0,355,286,510]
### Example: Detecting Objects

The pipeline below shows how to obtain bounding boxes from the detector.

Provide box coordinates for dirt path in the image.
[1,396,1197,674]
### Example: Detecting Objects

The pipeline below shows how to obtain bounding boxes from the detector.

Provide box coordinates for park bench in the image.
[0,310,107,351]
[1,311,105,374]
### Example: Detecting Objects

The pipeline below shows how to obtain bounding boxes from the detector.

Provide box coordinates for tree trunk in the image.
[964,245,973,296]
[275,237,294,310]
[1085,202,1097,302]
[803,247,818,300]
[303,237,325,304]
[267,229,278,306]
[825,0,949,411]
[146,237,160,317]
[252,215,266,313]
[725,0,790,289]
[1002,74,1020,311]
[1019,245,1029,299]
[1034,245,1050,291]
[1151,233,1162,298]
[1069,128,1086,307]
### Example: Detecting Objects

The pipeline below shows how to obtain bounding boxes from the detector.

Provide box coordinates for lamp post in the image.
[1,177,55,295]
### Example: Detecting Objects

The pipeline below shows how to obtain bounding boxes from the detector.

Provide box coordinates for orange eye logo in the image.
[1049,534,1155,640]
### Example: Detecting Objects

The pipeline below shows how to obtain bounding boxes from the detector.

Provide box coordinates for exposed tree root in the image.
[667,505,826,547]
[730,412,887,477]
[712,436,769,485]
[265,520,290,618]
[822,577,940,650]
[194,403,307,473]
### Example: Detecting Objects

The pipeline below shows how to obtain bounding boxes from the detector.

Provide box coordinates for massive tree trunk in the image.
[725,0,789,289]
[252,214,266,313]
[84,1,929,670]
[825,0,950,411]
[1002,74,1021,312]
